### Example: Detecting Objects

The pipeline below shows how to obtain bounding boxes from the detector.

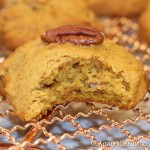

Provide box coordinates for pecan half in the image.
[41,25,105,46]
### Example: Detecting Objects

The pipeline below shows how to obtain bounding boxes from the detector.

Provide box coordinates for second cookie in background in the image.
[139,3,150,44]
[87,0,149,17]
[0,0,103,51]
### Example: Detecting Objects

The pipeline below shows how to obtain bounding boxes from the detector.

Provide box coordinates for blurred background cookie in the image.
[0,0,103,50]
[87,0,149,17]
[139,3,150,44]
[0,25,148,121]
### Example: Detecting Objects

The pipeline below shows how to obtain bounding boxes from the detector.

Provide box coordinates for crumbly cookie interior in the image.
[28,59,131,120]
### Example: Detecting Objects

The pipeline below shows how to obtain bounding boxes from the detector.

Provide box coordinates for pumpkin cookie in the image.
[0,25,148,121]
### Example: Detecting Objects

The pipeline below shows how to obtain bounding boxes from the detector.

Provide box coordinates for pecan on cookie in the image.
[41,25,104,45]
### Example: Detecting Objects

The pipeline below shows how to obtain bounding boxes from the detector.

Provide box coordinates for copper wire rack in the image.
[0,18,150,150]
